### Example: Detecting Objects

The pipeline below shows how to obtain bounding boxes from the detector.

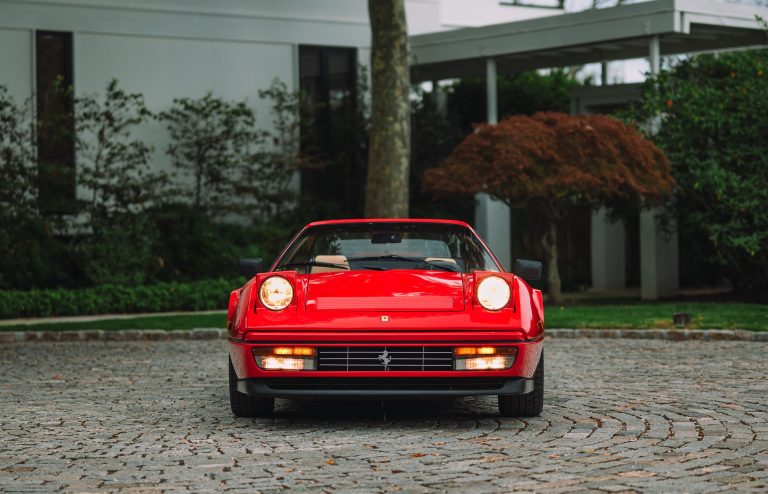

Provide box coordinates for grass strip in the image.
[546,302,768,331]
[0,313,226,332]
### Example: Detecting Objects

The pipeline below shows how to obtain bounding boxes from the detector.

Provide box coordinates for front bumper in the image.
[236,377,534,398]
[229,330,543,397]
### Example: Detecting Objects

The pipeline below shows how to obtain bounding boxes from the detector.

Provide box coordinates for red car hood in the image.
[305,270,465,312]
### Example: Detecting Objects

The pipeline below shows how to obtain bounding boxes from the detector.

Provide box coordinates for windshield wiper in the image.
[347,255,458,272]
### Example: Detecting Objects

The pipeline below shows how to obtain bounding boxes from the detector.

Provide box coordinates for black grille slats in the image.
[317,346,453,371]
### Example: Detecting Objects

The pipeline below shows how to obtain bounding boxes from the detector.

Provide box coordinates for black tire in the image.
[498,351,544,417]
[229,358,274,418]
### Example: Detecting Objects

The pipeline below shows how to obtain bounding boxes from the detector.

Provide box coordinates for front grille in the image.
[317,346,453,371]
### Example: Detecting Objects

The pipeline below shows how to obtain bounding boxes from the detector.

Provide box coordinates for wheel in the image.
[229,357,274,418]
[498,351,544,417]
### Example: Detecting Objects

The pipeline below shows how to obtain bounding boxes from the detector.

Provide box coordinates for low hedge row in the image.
[0,278,242,319]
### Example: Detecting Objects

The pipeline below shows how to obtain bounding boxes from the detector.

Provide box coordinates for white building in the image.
[3,0,766,297]
[0,0,558,188]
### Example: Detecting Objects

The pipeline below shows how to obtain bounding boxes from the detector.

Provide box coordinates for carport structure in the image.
[410,0,768,299]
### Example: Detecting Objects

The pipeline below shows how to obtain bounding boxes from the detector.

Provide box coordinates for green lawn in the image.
[545,302,768,331]
[1,302,766,332]
[0,313,226,332]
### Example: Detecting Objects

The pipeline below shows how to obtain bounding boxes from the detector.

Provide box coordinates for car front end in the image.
[227,219,544,417]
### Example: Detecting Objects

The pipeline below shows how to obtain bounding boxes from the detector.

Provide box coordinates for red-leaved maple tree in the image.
[423,112,674,303]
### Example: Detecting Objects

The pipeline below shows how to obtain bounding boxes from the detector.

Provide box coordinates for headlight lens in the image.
[259,276,293,311]
[476,275,511,311]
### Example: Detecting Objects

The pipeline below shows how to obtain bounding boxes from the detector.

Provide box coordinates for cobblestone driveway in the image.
[1,339,766,493]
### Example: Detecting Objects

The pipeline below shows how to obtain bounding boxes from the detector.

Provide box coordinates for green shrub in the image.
[627,48,768,289]
[147,203,292,282]
[0,217,81,290]
[0,278,242,319]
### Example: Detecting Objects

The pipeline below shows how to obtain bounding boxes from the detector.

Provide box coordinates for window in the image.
[299,45,363,215]
[36,31,75,214]
[275,223,500,274]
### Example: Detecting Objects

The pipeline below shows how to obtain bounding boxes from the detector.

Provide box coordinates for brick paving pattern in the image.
[1,339,766,493]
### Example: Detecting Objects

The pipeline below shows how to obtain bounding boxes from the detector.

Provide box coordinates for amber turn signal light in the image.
[253,347,316,371]
[453,346,516,371]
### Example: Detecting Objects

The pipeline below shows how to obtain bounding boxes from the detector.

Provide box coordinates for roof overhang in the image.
[410,0,768,81]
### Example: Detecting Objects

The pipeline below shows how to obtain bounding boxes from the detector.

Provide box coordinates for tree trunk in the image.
[365,0,410,218]
[541,218,562,305]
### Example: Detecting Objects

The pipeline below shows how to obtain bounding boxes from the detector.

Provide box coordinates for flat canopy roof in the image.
[410,0,768,81]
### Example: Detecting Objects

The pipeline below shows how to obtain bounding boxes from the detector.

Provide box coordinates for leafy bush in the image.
[147,203,291,282]
[0,278,241,319]
[75,213,160,286]
[446,70,578,135]
[76,79,166,221]
[0,86,37,220]
[159,93,260,216]
[627,48,768,289]
[0,216,79,290]
[424,112,674,303]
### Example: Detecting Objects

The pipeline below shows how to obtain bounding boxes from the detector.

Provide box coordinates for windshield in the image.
[274,222,500,274]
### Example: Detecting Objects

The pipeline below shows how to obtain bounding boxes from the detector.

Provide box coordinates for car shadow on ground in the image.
[266,396,505,422]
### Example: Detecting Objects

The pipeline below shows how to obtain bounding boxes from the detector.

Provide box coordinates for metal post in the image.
[649,35,660,75]
[640,34,678,299]
[485,58,498,124]
[601,61,608,86]
[475,58,511,270]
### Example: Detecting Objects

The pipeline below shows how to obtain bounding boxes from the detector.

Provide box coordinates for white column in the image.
[485,58,498,124]
[474,58,511,270]
[591,207,626,290]
[640,35,679,299]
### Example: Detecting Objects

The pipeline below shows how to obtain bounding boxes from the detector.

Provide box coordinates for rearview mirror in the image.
[237,258,263,278]
[513,259,542,281]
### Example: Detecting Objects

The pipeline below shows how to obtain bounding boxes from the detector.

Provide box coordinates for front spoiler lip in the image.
[237,377,534,398]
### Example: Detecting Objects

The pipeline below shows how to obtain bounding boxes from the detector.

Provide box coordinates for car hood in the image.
[305,270,465,312]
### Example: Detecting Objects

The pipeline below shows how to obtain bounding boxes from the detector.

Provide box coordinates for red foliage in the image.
[423,112,674,216]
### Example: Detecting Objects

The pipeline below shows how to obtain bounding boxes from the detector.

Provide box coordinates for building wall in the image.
[74,33,294,178]
[0,0,559,203]
[0,27,33,102]
[0,0,373,198]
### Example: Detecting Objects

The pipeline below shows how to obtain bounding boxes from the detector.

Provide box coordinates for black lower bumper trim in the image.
[237,377,534,398]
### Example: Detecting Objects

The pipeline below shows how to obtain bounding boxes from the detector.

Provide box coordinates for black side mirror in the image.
[513,259,542,281]
[237,258,263,278]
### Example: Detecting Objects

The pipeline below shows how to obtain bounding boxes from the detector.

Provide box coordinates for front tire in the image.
[229,358,274,418]
[498,351,544,417]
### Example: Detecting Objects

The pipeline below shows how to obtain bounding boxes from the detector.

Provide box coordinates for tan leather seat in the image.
[425,257,458,266]
[311,255,350,274]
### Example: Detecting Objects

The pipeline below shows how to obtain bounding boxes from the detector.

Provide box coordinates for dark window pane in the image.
[299,45,362,216]
[36,31,75,214]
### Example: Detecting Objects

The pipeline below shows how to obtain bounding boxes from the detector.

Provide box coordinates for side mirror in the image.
[237,258,263,278]
[513,259,542,281]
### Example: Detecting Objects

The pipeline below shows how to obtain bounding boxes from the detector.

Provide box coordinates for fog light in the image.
[253,347,316,371]
[454,347,516,370]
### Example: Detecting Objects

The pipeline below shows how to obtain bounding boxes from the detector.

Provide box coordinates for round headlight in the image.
[259,276,293,311]
[476,276,511,311]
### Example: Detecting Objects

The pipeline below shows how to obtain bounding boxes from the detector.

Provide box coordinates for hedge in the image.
[0,278,243,319]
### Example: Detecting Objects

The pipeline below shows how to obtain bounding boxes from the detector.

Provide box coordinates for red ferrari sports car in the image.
[227,219,544,417]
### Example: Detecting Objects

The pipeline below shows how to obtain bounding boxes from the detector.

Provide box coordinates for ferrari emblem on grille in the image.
[380,315,389,322]
[378,349,392,370]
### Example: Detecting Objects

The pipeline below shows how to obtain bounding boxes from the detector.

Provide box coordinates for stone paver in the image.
[1,339,766,493]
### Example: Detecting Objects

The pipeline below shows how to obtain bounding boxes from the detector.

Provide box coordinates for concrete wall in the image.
[0,28,33,102]
[74,33,294,178]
